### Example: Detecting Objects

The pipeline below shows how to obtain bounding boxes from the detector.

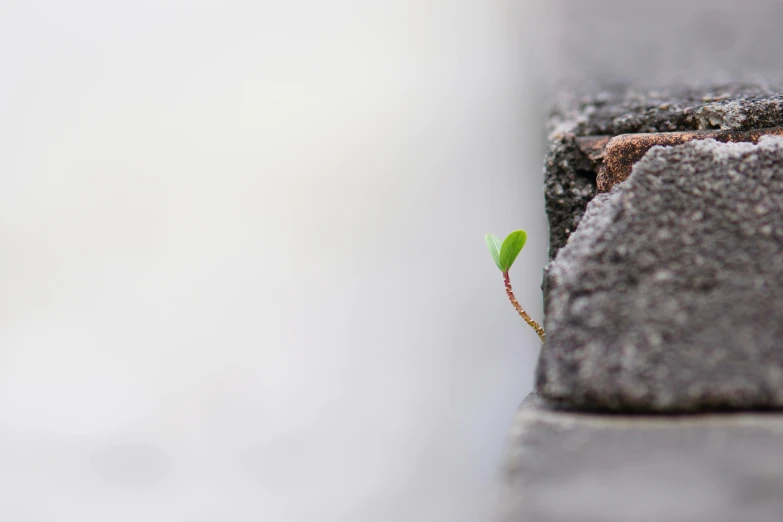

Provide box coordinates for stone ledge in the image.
[500,394,783,522]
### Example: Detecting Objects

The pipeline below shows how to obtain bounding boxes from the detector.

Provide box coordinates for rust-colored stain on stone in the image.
[578,127,783,192]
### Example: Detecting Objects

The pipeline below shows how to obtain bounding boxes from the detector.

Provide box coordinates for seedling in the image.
[485,230,545,342]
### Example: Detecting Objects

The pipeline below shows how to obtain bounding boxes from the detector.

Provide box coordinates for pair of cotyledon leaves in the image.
[485,230,527,274]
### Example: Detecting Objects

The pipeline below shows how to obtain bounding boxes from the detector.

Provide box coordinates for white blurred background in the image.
[0,1,554,521]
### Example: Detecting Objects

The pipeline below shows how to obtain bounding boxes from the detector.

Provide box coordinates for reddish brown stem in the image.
[503,271,545,343]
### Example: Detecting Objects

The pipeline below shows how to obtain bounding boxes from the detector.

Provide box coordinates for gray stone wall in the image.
[505,86,783,520]
[503,2,783,519]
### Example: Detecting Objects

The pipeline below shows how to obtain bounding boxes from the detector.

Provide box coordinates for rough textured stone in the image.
[544,84,783,259]
[501,394,783,522]
[549,85,783,137]
[544,132,600,260]
[538,136,783,412]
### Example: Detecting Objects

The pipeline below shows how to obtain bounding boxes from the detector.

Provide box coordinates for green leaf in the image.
[499,230,527,272]
[485,233,503,271]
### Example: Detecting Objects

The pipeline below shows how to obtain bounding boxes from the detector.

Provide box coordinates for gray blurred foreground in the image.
[502,394,783,522]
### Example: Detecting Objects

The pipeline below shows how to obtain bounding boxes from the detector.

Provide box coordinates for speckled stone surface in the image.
[500,394,783,522]
[544,85,783,259]
[538,136,783,412]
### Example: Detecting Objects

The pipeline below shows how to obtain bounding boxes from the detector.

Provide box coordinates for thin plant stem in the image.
[503,271,545,343]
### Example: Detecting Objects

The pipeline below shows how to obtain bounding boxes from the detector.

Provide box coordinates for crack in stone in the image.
[574,127,783,193]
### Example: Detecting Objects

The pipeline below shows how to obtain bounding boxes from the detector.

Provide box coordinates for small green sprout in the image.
[485,230,545,342]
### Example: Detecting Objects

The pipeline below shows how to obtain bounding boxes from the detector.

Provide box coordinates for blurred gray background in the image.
[2,1,783,521]
[552,0,783,87]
